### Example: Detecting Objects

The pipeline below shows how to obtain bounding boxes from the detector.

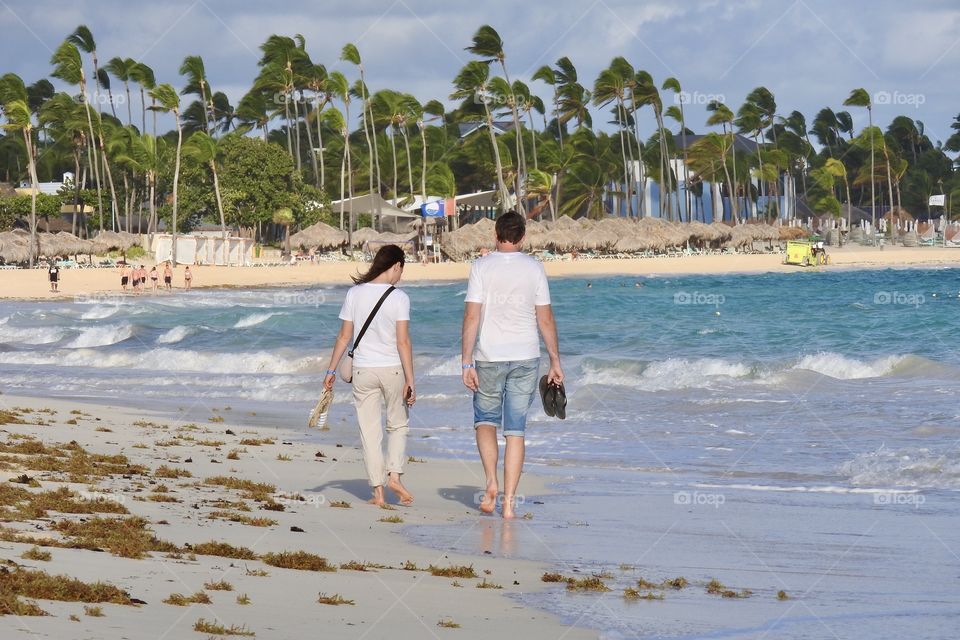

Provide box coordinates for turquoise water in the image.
[2,268,959,638]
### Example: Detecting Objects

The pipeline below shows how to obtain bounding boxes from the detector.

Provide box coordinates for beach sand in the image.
[0,394,595,639]
[3,245,960,300]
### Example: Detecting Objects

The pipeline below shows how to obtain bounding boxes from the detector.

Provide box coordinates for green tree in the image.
[183,131,228,262]
[844,88,875,230]
[1,75,39,263]
[149,83,183,262]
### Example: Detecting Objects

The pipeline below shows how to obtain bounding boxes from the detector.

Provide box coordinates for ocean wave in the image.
[233,312,284,328]
[157,325,194,345]
[80,306,123,320]
[425,355,462,377]
[581,357,751,391]
[838,447,960,490]
[0,346,322,375]
[64,324,134,348]
[0,324,67,346]
[792,352,906,379]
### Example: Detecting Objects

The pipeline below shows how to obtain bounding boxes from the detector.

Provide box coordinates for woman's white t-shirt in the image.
[338,283,410,367]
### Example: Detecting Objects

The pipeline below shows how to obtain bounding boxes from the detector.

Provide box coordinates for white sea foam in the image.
[793,352,904,380]
[425,355,462,377]
[838,447,960,490]
[581,358,751,391]
[233,312,283,328]
[694,482,924,495]
[157,325,193,345]
[64,324,134,348]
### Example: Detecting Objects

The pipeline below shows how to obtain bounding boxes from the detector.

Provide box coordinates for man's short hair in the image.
[495,210,526,244]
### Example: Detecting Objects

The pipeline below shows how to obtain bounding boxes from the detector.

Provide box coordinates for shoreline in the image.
[0,393,596,639]
[2,245,959,300]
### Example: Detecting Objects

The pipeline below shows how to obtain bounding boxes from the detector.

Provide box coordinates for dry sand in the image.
[3,245,959,300]
[0,394,595,639]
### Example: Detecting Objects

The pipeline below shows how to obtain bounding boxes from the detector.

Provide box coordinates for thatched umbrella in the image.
[289,221,347,250]
[351,227,379,248]
[371,231,417,244]
[778,226,807,241]
[0,230,31,263]
[92,230,141,254]
[39,232,95,257]
[722,225,754,249]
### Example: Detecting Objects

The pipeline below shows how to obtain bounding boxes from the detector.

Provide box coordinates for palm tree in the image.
[593,62,634,217]
[149,83,183,263]
[844,88,875,232]
[825,157,852,228]
[1,74,39,264]
[341,44,382,224]
[236,91,271,140]
[105,57,136,126]
[40,91,87,234]
[451,61,510,210]
[707,100,737,220]
[466,25,526,212]
[662,77,691,220]
[184,131,228,263]
[273,207,294,256]
[304,61,330,189]
[635,70,672,219]
[51,40,104,230]
[328,72,354,243]
[129,62,155,134]
[180,55,211,132]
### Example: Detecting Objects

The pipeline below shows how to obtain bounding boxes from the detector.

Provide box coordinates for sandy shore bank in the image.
[0,394,594,639]
[3,245,959,300]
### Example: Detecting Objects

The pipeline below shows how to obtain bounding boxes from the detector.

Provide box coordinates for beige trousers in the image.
[352,366,408,487]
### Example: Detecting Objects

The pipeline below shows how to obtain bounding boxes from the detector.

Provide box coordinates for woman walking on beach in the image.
[184,266,193,290]
[149,266,159,293]
[323,245,417,507]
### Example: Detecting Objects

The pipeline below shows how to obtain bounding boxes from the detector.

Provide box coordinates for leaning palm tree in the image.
[844,88,875,232]
[39,91,88,234]
[824,158,852,229]
[149,83,183,263]
[129,62,155,134]
[451,61,510,210]
[51,40,104,230]
[184,131,228,264]
[105,57,136,126]
[707,100,737,220]
[1,76,39,264]
[467,25,526,212]
[328,72,355,244]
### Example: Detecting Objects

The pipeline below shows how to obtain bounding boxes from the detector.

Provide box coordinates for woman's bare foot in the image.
[387,474,414,506]
[479,485,498,514]
[367,486,386,507]
[502,495,517,520]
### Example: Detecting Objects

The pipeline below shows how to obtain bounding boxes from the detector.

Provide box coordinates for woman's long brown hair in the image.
[351,244,405,284]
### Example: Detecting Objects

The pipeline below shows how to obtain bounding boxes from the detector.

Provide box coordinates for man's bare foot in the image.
[479,486,498,514]
[367,486,386,507]
[502,496,517,520]
[387,475,414,506]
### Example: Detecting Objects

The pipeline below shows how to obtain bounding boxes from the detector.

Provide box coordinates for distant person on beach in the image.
[324,245,416,507]
[48,261,60,293]
[120,265,131,291]
[163,262,173,290]
[184,266,193,290]
[149,266,158,292]
[461,210,563,519]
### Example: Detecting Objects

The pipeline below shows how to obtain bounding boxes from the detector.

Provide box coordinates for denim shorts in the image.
[473,358,540,438]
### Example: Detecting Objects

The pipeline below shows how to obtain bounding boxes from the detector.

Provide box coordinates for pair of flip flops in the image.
[539,375,567,420]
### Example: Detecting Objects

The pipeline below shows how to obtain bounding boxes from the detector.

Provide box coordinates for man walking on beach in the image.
[461,210,563,519]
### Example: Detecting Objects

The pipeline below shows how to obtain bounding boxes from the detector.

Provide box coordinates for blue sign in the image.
[421,200,445,217]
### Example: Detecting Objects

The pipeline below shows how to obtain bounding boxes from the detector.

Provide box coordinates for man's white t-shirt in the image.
[465,251,551,362]
[338,283,410,367]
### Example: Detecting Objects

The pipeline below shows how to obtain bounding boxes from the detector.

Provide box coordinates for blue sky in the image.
[2,0,958,145]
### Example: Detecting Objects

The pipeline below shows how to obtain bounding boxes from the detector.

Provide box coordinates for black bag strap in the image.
[349,286,396,356]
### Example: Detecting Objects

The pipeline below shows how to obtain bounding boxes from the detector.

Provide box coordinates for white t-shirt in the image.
[338,283,410,367]
[465,251,551,362]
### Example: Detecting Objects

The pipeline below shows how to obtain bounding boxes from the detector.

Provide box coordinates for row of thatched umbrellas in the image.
[290,222,417,251]
[285,217,810,259]
[443,217,807,260]
[0,229,141,264]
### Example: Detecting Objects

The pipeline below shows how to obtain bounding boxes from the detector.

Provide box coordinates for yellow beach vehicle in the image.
[784,240,828,266]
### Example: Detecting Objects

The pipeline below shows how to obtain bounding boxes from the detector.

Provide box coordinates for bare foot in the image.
[479,486,498,514]
[387,475,414,506]
[367,486,386,507]
[502,495,517,520]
